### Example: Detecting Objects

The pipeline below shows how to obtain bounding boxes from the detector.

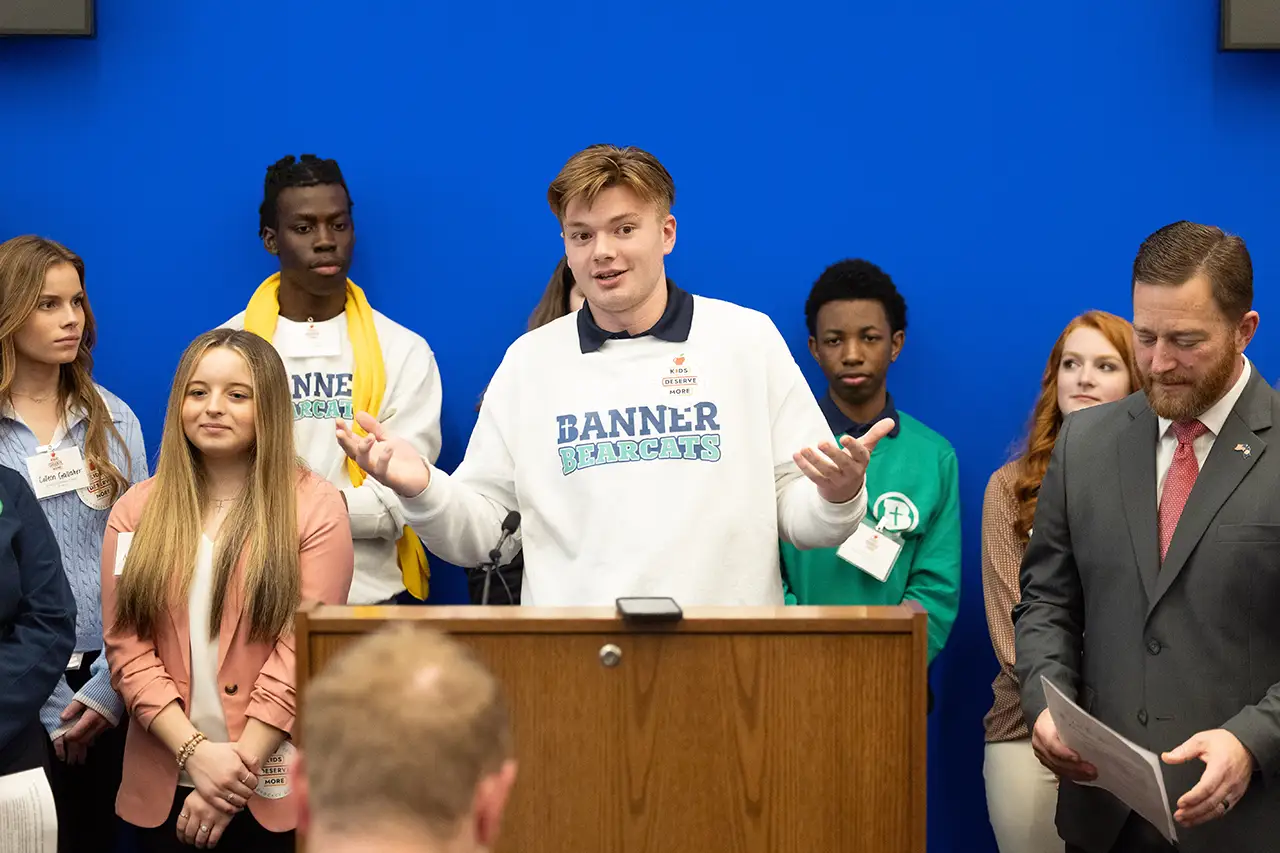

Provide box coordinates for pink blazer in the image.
[101,470,353,831]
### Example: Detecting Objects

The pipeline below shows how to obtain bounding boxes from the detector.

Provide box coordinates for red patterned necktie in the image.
[1158,419,1209,562]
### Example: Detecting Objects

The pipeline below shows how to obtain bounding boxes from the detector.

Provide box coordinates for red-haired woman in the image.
[982,310,1141,852]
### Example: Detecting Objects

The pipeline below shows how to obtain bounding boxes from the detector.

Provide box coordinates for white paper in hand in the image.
[1041,676,1178,845]
[0,768,57,853]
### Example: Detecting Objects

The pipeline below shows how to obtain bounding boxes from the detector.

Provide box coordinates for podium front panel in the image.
[298,606,927,853]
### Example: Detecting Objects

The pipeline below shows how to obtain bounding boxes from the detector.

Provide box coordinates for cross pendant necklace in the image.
[212,493,243,512]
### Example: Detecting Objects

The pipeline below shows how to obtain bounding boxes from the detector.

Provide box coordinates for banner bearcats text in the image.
[555,402,722,475]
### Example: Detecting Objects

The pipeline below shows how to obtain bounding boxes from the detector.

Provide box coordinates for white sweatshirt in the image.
[224,308,442,603]
[400,293,866,606]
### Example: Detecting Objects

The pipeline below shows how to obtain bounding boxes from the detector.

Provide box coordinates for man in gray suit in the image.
[1014,221,1275,853]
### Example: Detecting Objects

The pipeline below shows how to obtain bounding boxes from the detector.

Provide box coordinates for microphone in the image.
[481,511,521,606]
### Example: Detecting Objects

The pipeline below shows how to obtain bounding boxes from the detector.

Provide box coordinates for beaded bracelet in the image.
[176,732,207,769]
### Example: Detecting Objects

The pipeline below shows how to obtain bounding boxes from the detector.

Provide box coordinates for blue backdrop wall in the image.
[2,2,1278,850]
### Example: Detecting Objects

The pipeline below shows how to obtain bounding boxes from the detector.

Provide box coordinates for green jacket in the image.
[781,398,961,662]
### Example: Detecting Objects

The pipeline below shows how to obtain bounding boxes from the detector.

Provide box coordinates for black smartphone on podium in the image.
[616,596,683,623]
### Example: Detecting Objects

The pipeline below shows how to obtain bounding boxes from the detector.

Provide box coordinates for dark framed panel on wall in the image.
[0,0,94,36]
[1222,0,1280,50]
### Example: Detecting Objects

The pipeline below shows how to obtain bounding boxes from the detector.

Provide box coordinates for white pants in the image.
[984,739,1064,853]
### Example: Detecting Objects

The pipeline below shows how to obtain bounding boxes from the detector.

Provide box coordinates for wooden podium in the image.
[296,604,928,853]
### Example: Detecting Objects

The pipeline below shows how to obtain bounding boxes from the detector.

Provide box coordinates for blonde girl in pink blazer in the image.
[102,329,352,851]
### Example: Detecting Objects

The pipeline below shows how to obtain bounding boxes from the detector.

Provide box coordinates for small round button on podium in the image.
[599,644,622,668]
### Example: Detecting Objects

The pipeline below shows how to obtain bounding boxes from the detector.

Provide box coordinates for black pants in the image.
[1066,812,1176,853]
[135,788,294,853]
[45,649,128,853]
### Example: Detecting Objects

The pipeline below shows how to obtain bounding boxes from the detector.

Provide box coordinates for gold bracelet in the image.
[178,733,205,768]
[176,734,197,767]
[176,732,207,769]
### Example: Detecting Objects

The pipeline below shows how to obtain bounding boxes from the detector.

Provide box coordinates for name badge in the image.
[27,446,90,500]
[836,518,904,583]
[255,741,297,800]
[113,531,134,576]
[275,320,341,359]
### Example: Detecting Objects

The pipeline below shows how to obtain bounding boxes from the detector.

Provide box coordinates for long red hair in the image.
[1012,310,1141,542]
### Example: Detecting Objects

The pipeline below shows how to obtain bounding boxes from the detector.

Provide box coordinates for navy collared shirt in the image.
[576,280,695,354]
[818,391,902,440]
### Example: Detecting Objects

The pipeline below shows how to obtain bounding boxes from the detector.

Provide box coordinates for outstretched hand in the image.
[335,412,431,497]
[794,417,895,504]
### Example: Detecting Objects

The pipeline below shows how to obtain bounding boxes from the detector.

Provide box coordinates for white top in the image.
[400,294,868,606]
[1156,356,1251,504]
[224,309,442,603]
[180,536,228,788]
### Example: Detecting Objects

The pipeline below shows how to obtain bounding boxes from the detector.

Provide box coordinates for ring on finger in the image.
[1222,796,1232,812]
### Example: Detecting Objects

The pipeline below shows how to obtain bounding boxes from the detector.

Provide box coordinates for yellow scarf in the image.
[243,273,430,600]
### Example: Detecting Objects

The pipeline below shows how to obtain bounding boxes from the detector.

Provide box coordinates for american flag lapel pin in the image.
[1234,443,1252,458]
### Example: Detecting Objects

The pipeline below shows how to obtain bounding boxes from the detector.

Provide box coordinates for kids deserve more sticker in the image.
[77,460,115,510]
[255,741,297,800]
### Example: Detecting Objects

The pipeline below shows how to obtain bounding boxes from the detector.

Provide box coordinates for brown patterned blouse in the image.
[982,460,1032,742]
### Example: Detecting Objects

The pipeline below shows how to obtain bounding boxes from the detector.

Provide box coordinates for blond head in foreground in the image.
[298,625,517,853]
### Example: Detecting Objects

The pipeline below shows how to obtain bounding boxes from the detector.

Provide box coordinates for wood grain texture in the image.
[304,604,920,634]
[299,607,926,853]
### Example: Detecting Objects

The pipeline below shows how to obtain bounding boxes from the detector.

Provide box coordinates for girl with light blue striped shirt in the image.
[0,236,148,853]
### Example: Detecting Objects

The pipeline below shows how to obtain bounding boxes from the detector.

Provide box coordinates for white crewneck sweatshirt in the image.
[400,293,867,606]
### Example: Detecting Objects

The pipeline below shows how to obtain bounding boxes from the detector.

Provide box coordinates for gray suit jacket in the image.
[1014,368,1280,853]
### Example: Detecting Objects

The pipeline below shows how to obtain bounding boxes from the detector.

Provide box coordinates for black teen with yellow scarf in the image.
[224,154,442,603]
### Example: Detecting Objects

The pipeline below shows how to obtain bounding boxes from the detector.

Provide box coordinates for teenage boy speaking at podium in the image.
[336,144,891,606]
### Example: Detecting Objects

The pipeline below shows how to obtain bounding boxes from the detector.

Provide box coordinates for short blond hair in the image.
[303,625,512,838]
[547,144,676,221]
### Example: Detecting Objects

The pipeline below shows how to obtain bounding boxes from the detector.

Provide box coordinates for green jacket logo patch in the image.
[873,491,919,533]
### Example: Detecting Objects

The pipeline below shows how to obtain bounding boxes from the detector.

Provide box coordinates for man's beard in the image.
[1143,346,1238,421]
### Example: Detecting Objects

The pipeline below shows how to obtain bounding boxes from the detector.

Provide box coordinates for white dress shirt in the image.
[1155,356,1251,505]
